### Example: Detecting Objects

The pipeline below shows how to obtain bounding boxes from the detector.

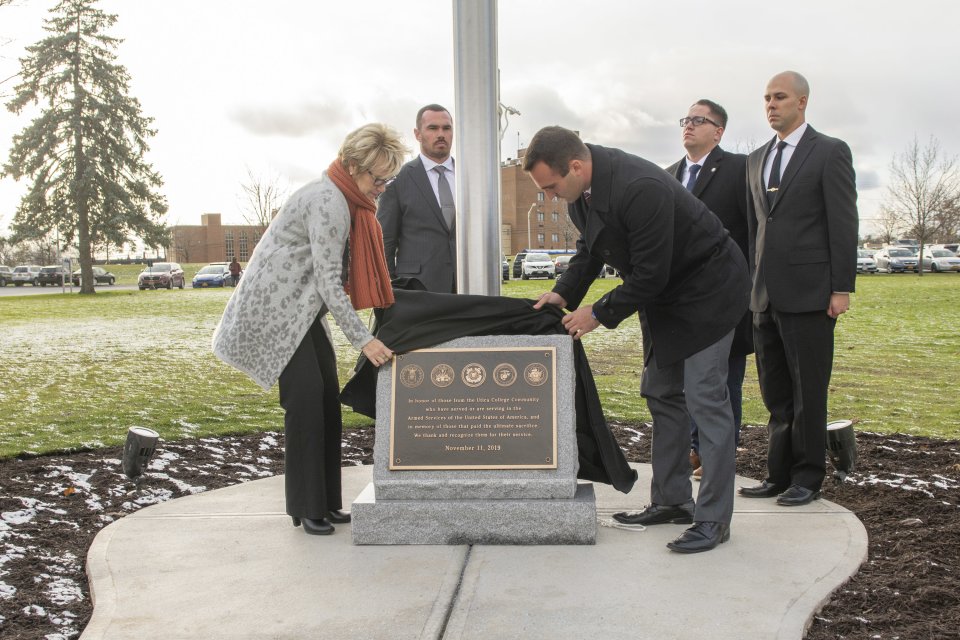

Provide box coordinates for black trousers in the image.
[278,314,343,519]
[753,307,836,491]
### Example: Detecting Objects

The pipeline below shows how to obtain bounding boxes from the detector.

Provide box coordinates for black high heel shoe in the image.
[301,517,334,535]
[291,516,334,535]
[326,510,351,524]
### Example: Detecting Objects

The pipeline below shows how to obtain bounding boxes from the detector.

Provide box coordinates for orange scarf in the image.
[327,159,395,310]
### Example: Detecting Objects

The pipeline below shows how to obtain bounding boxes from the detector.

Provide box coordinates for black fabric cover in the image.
[340,288,637,494]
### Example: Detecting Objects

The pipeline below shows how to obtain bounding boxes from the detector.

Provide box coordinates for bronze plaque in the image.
[389,346,557,470]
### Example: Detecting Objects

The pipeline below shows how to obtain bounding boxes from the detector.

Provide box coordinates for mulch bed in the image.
[0,424,958,639]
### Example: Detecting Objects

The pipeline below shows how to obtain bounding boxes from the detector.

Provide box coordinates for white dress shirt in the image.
[763,122,808,187]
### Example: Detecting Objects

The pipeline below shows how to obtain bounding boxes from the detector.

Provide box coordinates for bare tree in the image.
[876,205,901,246]
[933,194,960,243]
[558,208,578,252]
[239,168,287,227]
[883,136,960,275]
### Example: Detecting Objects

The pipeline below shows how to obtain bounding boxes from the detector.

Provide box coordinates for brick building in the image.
[167,214,266,264]
[500,148,574,255]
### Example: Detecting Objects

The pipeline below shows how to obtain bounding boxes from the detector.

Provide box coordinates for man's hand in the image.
[532,291,567,310]
[561,304,600,340]
[827,293,850,319]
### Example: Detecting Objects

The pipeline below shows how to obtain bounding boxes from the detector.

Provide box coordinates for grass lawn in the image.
[1,273,957,458]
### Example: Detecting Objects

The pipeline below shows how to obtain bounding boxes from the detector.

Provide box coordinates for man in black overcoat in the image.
[523,126,750,553]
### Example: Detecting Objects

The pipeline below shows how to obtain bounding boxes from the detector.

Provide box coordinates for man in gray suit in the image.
[739,71,858,506]
[377,104,457,293]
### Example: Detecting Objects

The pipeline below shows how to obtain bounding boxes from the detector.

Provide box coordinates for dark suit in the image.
[377,156,456,293]
[746,125,858,491]
[667,147,753,448]
[554,144,751,524]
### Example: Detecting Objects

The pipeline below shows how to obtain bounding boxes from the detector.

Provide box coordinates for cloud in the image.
[229,101,354,137]
[856,169,882,192]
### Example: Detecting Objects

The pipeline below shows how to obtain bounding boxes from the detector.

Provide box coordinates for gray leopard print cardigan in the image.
[212,173,374,390]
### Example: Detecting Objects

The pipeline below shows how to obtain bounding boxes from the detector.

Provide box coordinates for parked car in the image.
[0,265,13,287]
[72,266,116,286]
[11,265,42,286]
[138,262,185,290]
[554,254,573,275]
[874,247,918,273]
[856,250,878,274]
[521,252,556,280]
[501,255,509,282]
[511,252,528,279]
[36,265,68,286]
[919,247,960,273]
[192,263,234,288]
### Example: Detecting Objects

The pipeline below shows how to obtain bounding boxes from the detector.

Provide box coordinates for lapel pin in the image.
[711,167,716,172]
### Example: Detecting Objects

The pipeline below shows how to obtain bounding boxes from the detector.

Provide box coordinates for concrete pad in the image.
[83,464,867,640]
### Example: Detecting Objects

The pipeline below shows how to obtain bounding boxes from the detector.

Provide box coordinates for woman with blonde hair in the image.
[213,123,408,535]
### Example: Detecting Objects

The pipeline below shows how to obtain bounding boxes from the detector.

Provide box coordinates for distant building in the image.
[167,214,266,264]
[500,148,574,255]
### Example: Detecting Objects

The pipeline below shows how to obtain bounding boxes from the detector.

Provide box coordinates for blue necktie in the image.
[685,164,701,192]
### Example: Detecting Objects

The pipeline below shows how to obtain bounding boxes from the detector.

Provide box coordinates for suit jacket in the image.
[746,125,858,313]
[553,144,751,368]
[667,146,754,357]
[377,156,456,293]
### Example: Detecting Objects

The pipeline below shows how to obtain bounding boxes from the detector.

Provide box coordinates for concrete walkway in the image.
[81,464,867,640]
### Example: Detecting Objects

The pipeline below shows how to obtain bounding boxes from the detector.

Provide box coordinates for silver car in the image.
[919,247,960,273]
[874,247,918,273]
[11,265,42,286]
[856,250,878,273]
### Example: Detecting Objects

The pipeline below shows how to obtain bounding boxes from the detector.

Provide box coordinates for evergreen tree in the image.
[3,0,168,292]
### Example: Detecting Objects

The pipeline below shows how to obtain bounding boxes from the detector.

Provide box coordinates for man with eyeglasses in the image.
[666,100,753,481]
[377,104,458,293]
[524,125,750,553]
[739,71,858,507]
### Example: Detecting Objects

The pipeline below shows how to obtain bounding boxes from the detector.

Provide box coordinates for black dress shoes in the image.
[613,501,695,526]
[291,516,334,535]
[667,521,730,554]
[776,485,821,506]
[738,480,787,498]
[326,510,352,524]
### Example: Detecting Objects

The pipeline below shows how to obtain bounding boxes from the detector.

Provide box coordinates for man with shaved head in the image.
[739,71,858,506]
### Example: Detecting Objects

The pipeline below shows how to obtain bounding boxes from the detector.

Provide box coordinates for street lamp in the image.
[526,202,536,251]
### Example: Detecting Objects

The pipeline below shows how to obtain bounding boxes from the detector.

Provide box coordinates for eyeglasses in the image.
[367,171,395,187]
[679,116,721,128]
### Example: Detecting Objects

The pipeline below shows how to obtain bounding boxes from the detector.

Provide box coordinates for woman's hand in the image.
[362,338,394,367]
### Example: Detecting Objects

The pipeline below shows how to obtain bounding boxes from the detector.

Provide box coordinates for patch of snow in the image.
[0,580,16,599]
[45,577,83,605]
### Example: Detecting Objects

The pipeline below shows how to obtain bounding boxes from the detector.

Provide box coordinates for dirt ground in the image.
[0,424,957,639]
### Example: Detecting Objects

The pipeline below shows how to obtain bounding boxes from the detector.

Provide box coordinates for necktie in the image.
[766,140,788,208]
[685,163,701,192]
[434,166,456,230]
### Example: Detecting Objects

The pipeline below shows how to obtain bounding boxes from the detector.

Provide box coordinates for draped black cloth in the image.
[340,288,637,494]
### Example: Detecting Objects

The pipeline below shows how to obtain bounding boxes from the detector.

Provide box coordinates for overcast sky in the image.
[1,0,958,238]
